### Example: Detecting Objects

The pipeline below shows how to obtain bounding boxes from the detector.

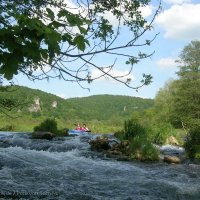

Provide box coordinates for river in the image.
[0,132,200,200]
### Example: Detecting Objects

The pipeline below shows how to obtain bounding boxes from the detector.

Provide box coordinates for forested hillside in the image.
[0,86,154,132]
[67,95,154,121]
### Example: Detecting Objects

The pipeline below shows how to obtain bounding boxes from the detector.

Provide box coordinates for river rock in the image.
[164,155,181,164]
[110,140,129,153]
[32,131,55,140]
[89,137,111,151]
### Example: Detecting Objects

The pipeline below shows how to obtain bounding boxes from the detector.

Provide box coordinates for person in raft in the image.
[75,123,81,130]
[81,123,89,131]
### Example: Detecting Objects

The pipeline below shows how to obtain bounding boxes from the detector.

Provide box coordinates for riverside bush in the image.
[124,119,146,140]
[129,136,159,161]
[148,123,175,145]
[141,142,160,161]
[184,127,200,160]
[115,119,159,161]
[114,119,147,141]
[0,125,15,131]
[34,118,58,134]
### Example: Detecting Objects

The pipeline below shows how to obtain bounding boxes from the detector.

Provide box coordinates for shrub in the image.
[114,119,159,161]
[149,123,175,145]
[129,136,159,161]
[34,118,58,134]
[141,142,160,161]
[114,130,124,141]
[129,136,145,152]
[123,119,146,140]
[184,126,200,160]
[114,119,147,141]
[0,125,15,131]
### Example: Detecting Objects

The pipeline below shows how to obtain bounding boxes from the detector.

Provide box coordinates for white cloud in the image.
[156,57,177,69]
[91,68,134,83]
[156,3,200,40]
[98,5,153,28]
[56,93,86,99]
[139,5,153,18]
[164,0,191,4]
[57,93,67,99]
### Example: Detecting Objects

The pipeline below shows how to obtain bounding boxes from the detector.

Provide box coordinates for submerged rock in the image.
[32,131,55,140]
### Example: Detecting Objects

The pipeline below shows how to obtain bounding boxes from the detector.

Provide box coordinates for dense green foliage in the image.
[115,119,146,141]
[0,85,154,133]
[152,40,200,158]
[115,119,159,161]
[67,95,154,121]
[34,118,58,133]
[0,0,91,79]
[0,86,24,116]
[150,123,174,145]
[124,119,146,140]
[184,127,200,160]
[170,40,200,128]
[153,41,200,129]
[170,76,200,128]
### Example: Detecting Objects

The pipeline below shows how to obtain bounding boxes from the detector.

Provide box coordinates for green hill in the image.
[0,86,154,132]
[67,94,154,121]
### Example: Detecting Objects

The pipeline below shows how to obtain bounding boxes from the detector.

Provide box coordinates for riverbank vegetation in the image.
[115,119,160,161]
[94,40,200,162]
[0,87,153,133]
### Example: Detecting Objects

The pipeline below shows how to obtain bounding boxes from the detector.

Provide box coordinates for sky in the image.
[14,0,200,99]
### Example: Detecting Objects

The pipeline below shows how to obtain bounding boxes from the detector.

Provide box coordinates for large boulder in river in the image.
[164,155,181,164]
[32,131,55,140]
[89,137,111,151]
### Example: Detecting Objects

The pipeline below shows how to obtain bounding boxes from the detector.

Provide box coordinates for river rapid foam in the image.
[0,132,200,200]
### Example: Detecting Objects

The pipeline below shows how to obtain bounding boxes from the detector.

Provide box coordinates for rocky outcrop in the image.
[28,97,41,112]
[89,137,185,163]
[107,140,130,161]
[108,140,129,155]
[32,131,55,140]
[89,137,111,151]
[52,101,57,108]
[89,137,131,161]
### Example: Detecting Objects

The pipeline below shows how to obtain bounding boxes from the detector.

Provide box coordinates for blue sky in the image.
[14,0,200,99]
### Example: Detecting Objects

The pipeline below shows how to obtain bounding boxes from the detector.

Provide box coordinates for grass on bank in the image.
[0,115,123,134]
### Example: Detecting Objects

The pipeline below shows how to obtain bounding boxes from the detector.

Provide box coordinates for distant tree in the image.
[176,40,200,76]
[152,41,200,128]
[153,80,175,124]
[170,40,200,128]
[174,41,200,128]
[0,0,161,90]
[170,77,200,128]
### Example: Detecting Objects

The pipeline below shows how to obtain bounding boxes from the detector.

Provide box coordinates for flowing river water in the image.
[0,132,200,200]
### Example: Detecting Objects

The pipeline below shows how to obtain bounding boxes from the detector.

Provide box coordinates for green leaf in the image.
[79,27,87,35]
[57,9,69,18]
[41,49,48,60]
[46,8,55,20]
[73,35,86,51]
[49,21,64,29]
[62,33,73,44]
